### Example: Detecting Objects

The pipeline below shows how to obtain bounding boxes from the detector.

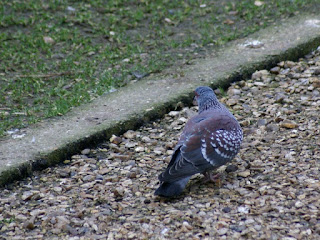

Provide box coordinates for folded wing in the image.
[159,111,242,183]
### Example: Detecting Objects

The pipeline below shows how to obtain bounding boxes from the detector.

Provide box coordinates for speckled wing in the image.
[158,110,242,183]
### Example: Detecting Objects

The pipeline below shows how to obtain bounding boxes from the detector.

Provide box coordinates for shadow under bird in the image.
[155,86,243,197]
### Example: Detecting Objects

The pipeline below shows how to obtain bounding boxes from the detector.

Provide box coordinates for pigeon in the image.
[155,86,243,197]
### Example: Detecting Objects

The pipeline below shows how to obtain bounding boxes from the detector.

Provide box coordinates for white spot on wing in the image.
[201,138,210,163]
[210,142,217,148]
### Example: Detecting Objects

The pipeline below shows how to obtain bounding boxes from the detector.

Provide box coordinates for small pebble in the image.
[225,165,238,173]
[81,149,90,155]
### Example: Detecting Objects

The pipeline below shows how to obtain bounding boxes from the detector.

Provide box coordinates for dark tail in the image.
[154,177,191,197]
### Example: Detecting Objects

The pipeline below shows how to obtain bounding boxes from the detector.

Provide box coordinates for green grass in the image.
[0,217,15,224]
[0,0,319,136]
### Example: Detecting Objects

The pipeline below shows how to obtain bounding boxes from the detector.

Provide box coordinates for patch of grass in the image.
[0,0,319,136]
[0,217,15,225]
[217,87,228,97]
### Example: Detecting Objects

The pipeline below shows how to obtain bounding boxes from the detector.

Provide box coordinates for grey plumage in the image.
[155,86,243,197]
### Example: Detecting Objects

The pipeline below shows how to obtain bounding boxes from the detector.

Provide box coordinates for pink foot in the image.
[203,172,222,187]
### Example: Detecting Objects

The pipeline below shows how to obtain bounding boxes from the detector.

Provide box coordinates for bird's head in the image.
[193,86,215,104]
[193,86,219,112]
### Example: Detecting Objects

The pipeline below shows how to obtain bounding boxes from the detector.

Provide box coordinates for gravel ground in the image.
[1,47,320,240]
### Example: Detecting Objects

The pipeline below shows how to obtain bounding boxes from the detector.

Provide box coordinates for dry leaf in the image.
[254,1,264,6]
[228,11,238,15]
[164,18,174,25]
[224,19,234,25]
[43,36,54,44]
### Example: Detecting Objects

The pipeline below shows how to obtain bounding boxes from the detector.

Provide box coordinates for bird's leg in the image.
[203,171,222,187]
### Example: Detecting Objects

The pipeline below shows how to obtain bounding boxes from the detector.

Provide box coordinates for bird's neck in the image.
[198,98,221,113]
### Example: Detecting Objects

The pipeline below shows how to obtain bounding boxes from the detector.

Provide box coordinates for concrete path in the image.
[1,14,320,186]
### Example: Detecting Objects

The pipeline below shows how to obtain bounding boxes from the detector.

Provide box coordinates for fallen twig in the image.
[16,71,82,79]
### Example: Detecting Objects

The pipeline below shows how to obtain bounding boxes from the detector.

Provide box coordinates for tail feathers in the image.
[154,177,191,197]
